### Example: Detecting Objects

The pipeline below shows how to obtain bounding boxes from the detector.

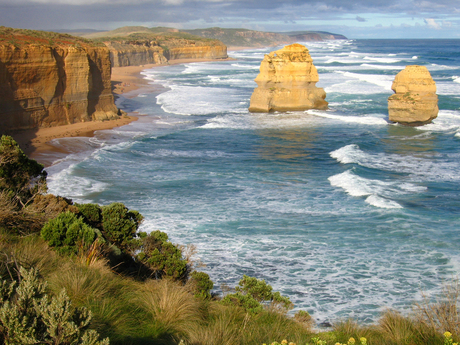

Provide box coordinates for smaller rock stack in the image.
[248,43,327,113]
[388,65,438,126]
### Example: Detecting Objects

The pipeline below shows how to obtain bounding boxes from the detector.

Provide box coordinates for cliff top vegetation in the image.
[83,26,224,47]
[0,26,104,48]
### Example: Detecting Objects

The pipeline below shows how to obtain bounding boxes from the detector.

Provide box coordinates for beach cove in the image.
[32,39,460,324]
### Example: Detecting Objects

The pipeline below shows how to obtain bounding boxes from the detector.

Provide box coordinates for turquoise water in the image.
[44,39,460,324]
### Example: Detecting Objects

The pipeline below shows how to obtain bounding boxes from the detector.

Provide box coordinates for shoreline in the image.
[12,56,236,166]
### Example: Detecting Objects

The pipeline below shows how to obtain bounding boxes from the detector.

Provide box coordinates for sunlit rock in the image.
[248,43,327,113]
[388,65,438,126]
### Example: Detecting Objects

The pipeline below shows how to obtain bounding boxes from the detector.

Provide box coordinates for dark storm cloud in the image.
[0,0,458,30]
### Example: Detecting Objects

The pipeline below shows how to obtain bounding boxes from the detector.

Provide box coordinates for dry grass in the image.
[185,304,245,345]
[412,281,460,343]
[47,259,128,306]
[377,309,415,344]
[332,318,375,345]
[0,235,60,279]
[138,278,203,337]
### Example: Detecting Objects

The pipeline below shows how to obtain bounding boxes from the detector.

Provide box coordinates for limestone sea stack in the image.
[388,65,438,126]
[248,43,327,113]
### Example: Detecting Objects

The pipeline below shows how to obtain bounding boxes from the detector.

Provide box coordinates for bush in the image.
[136,230,188,280]
[0,135,47,208]
[221,275,293,314]
[0,266,109,345]
[189,271,214,299]
[41,211,97,255]
[101,203,143,250]
[76,203,102,227]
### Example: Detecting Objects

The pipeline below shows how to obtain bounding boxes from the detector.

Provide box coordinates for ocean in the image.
[43,39,460,325]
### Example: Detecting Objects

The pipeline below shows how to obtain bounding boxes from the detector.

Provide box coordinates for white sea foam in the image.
[328,170,416,209]
[139,148,232,159]
[47,164,109,203]
[360,63,406,70]
[363,56,401,64]
[365,195,403,209]
[436,80,460,95]
[330,144,460,182]
[415,110,460,133]
[231,63,259,69]
[156,85,247,115]
[341,72,393,90]
[309,111,388,126]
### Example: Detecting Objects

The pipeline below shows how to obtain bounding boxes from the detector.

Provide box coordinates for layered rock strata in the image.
[106,40,167,67]
[105,39,227,67]
[249,43,327,113]
[388,65,438,125]
[0,43,119,131]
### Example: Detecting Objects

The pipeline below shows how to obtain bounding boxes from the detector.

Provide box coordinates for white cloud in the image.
[424,18,441,29]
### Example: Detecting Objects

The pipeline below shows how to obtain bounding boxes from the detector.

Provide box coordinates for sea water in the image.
[43,39,460,324]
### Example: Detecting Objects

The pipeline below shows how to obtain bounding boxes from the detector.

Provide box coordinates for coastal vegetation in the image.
[0,26,103,47]
[0,134,459,344]
[85,26,224,48]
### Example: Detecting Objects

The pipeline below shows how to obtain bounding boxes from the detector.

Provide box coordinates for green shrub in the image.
[221,275,293,314]
[0,135,47,208]
[0,266,109,345]
[101,203,143,250]
[189,271,214,299]
[136,230,188,280]
[76,203,102,226]
[221,291,264,314]
[41,211,97,255]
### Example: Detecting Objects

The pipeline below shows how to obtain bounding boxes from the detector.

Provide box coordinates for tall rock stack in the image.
[248,43,327,113]
[388,65,438,126]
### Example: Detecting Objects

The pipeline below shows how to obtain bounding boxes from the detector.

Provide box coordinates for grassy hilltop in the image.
[0,26,103,47]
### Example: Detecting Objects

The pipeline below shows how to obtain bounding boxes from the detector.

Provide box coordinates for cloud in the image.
[424,18,441,29]
[0,0,459,38]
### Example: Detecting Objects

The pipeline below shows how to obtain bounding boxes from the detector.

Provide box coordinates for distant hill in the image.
[81,26,182,39]
[77,26,347,48]
[182,27,347,47]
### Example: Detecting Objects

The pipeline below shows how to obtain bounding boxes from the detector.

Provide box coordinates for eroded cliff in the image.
[388,65,438,125]
[97,31,228,67]
[0,28,119,131]
[249,43,328,113]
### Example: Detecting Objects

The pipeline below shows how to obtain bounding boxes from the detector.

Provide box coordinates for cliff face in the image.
[166,45,228,60]
[104,37,227,67]
[388,65,438,125]
[106,40,168,67]
[249,44,328,113]
[0,35,119,131]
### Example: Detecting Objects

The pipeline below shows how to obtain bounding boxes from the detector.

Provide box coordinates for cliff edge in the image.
[0,27,120,132]
[249,43,328,113]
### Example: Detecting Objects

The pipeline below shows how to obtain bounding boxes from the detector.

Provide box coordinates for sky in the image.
[1,0,460,39]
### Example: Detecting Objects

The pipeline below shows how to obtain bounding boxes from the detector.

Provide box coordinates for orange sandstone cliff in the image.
[0,28,120,131]
[249,43,328,113]
[101,34,227,67]
[388,65,438,126]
